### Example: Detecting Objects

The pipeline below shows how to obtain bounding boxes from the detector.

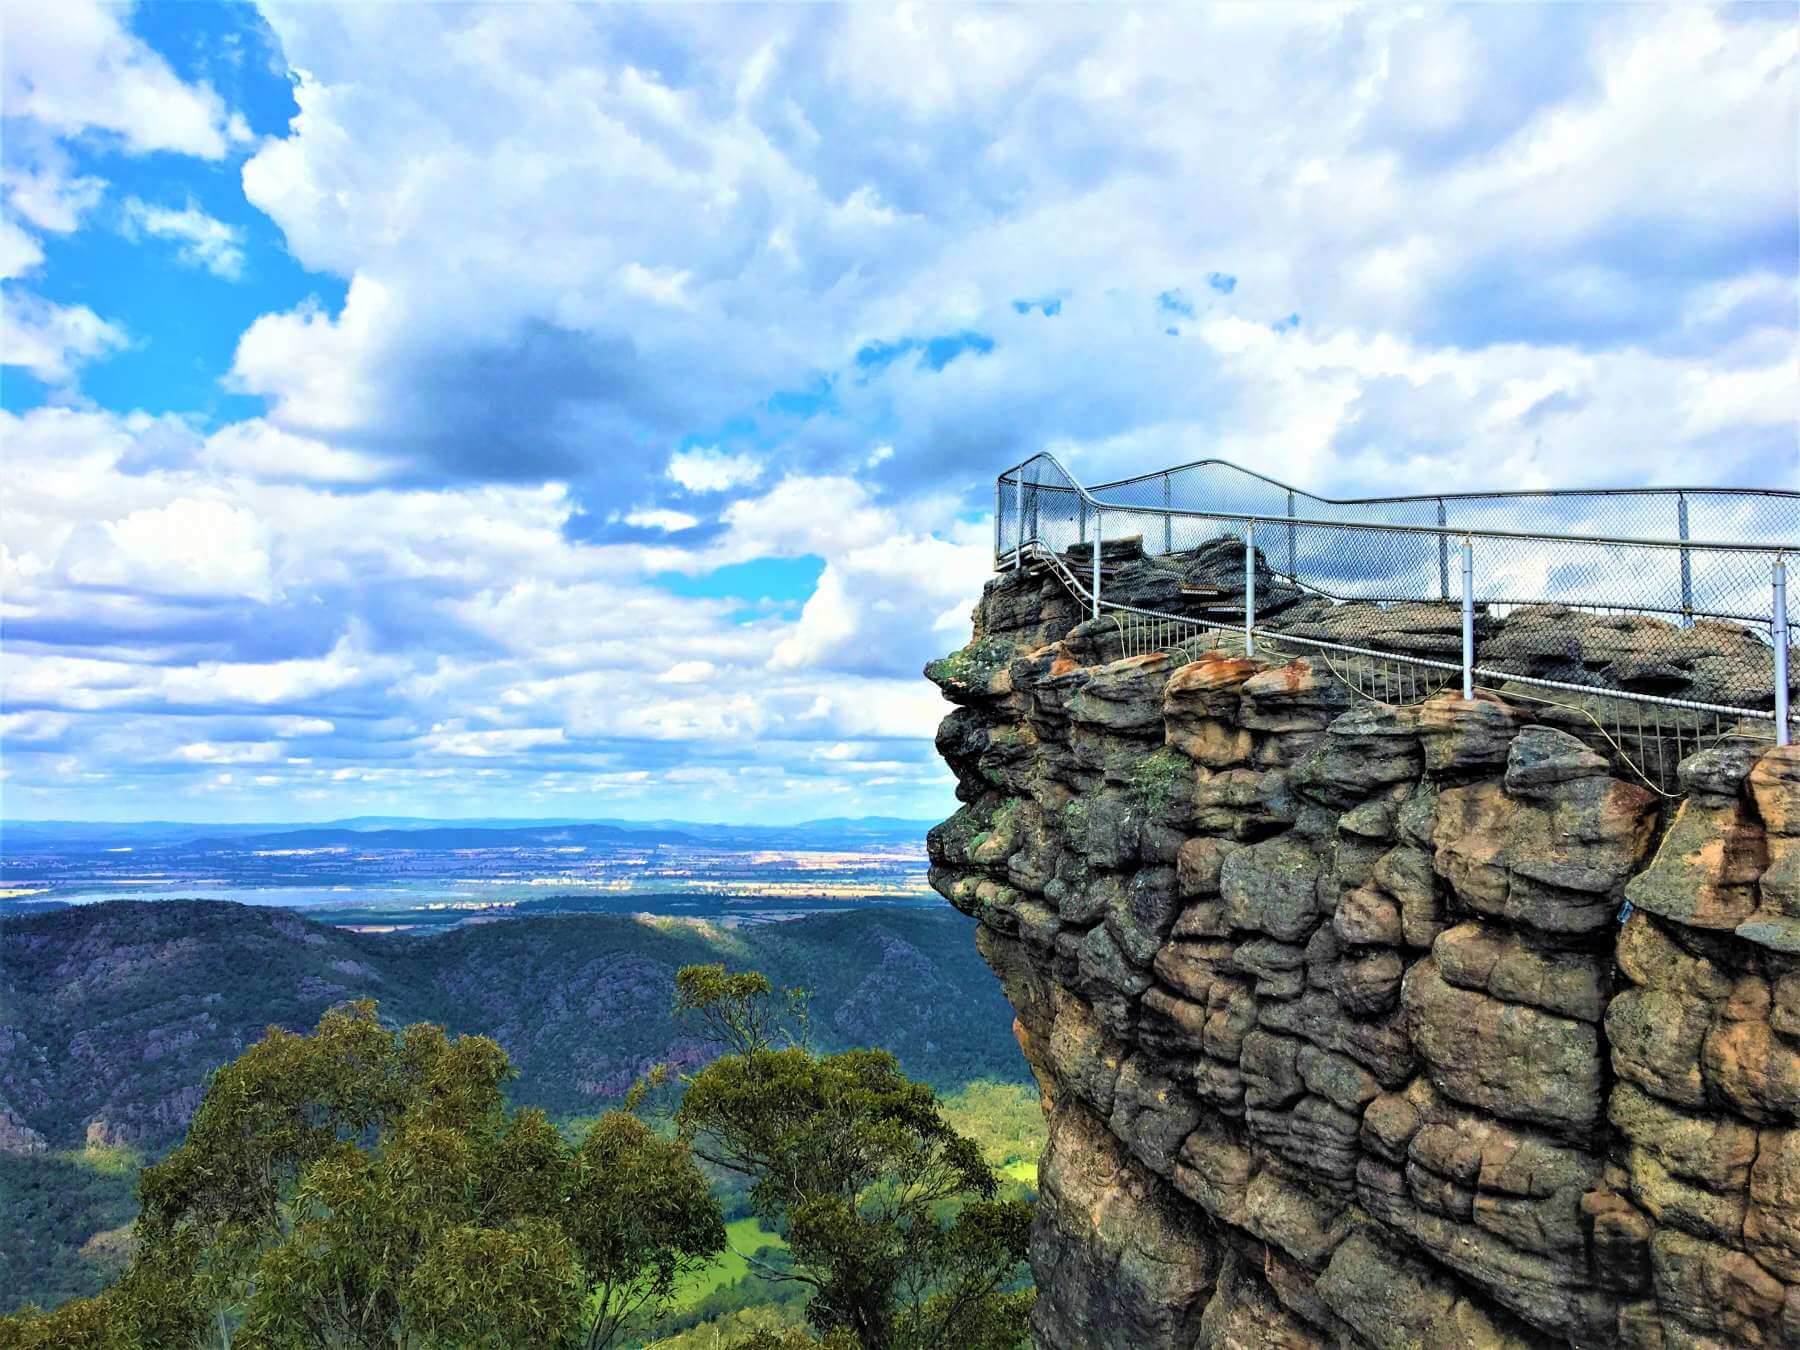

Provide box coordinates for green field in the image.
[675,1215,789,1305]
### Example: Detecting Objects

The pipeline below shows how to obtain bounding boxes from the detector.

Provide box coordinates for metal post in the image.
[1285,489,1295,577]
[1244,523,1257,659]
[1437,499,1449,601]
[1013,473,1024,568]
[1678,493,1693,626]
[1460,536,1475,700]
[1091,507,1102,620]
[1079,497,1088,546]
[995,479,1002,565]
[1162,474,1173,554]
[1776,554,1791,747]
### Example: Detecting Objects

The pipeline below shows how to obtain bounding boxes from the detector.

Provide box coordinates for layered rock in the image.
[929,563,1800,1348]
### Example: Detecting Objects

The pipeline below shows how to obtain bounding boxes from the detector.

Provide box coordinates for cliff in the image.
[927,562,1800,1348]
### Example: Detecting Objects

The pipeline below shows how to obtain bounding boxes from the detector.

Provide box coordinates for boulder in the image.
[1624,790,1768,932]
[1433,767,1656,936]
[1432,922,1608,1023]
[1416,696,1518,776]
[1175,835,1239,898]
[1168,1114,1254,1227]
[1501,725,1612,799]
[1163,654,1259,765]
[1750,745,1800,835]
[1220,831,1328,942]
[1105,866,1181,966]
[1402,958,1603,1137]
[1109,1056,1204,1175]
[1316,1231,1534,1350]
[1607,984,1714,1110]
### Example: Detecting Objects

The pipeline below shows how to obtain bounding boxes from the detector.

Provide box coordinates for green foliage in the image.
[673,967,1033,1350]
[935,1082,1046,1193]
[1,905,1033,1313]
[673,965,810,1057]
[0,1002,723,1350]
[0,1149,140,1313]
[1132,748,1190,815]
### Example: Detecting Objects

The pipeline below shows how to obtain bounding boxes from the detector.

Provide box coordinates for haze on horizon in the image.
[3,2,1796,826]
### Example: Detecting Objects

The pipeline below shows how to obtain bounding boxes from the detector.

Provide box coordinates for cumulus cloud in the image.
[1,407,969,819]
[669,447,764,493]
[1,291,127,383]
[122,198,248,279]
[622,507,701,533]
[2,0,239,158]
[3,3,1794,821]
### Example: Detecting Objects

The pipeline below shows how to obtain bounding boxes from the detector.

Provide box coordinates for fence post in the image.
[1437,499,1449,601]
[1285,490,1296,577]
[1092,507,1103,621]
[1014,472,1025,567]
[1461,536,1475,700]
[1678,493,1693,626]
[1776,554,1791,747]
[1163,474,1173,554]
[1244,522,1257,659]
[1079,497,1088,547]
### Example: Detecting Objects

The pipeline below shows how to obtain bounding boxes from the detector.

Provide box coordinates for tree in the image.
[0,1002,722,1349]
[671,965,1033,1350]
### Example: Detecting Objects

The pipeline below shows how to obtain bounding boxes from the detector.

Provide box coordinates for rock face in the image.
[928,565,1800,1348]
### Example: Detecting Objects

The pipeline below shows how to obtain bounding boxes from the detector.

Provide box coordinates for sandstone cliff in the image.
[927,563,1800,1349]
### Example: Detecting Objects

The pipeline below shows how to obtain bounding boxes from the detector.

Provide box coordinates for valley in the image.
[0,897,1036,1326]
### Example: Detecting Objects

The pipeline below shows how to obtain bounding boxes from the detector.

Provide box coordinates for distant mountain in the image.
[179,823,699,852]
[1,815,937,854]
[0,898,1018,1312]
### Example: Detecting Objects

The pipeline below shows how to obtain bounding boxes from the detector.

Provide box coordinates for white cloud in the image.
[661,660,717,684]
[0,220,45,281]
[3,147,105,234]
[617,262,696,309]
[3,5,1795,822]
[61,498,276,601]
[122,198,247,279]
[2,0,237,158]
[1,291,127,382]
[623,507,701,533]
[668,447,764,493]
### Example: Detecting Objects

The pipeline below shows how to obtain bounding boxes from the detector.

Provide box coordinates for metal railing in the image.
[994,452,1798,745]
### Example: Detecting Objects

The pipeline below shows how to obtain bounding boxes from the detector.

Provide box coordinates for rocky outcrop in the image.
[929,564,1800,1348]
[1040,537,1792,712]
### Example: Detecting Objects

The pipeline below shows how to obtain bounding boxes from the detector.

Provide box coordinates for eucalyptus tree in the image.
[0,1001,722,1349]
[672,965,1033,1350]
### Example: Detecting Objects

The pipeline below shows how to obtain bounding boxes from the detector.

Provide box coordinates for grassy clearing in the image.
[672,1215,788,1307]
[938,1080,1045,1198]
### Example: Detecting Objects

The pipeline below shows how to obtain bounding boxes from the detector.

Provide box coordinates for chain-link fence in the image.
[995,453,1797,733]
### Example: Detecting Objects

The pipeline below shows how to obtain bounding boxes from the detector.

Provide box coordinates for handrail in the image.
[994,451,1797,741]
[1076,455,1793,507]
[997,451,1800,552]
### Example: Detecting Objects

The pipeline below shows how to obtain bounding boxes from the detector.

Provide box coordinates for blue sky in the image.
[2,2,1796,823]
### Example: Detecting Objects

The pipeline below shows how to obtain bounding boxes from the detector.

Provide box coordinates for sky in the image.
[2,2,1797,825]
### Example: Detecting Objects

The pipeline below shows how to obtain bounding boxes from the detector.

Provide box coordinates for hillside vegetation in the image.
[0,901,1031,1315]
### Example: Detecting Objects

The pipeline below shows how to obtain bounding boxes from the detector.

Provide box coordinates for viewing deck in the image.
[993,454,1799,776]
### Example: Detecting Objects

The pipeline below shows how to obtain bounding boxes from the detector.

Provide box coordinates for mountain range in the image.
[1,814,938,855]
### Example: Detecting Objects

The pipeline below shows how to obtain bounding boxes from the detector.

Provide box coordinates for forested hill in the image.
[1,900,1024,1156]
[0,900,1028,1314]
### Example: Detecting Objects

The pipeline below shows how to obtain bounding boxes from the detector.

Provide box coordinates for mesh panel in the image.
[993,455,1798,721]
